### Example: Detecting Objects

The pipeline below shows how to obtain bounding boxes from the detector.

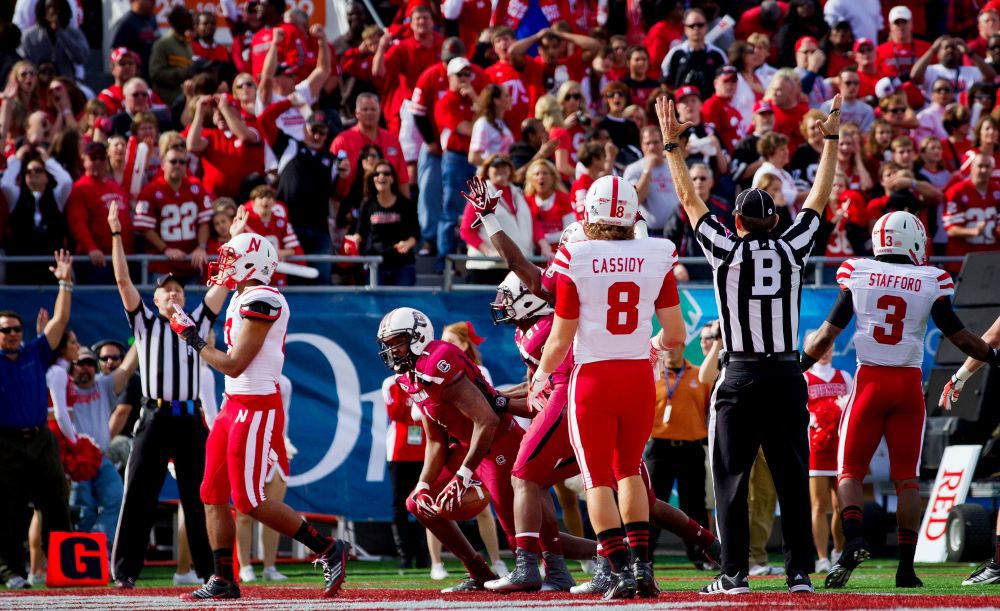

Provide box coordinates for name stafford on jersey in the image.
[867,272,922,292]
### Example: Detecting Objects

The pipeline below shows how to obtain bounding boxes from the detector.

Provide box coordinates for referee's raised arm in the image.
[798,94,842,216]
[656,97,709,230]
[108,202,140,312]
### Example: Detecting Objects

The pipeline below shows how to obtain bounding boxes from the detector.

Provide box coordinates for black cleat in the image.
[896,572,924,588]
[824,537,870,589]
[633,561,660,598]
[441,574,489,593]
[602,567,637,600]
[114,576,135,590]
[316,539,350,597]
[963,561,1000,586]
[787,571,814,593]
[540,552,576,592]
[699,572,750,595]
[570,556,612,595]
[179,576,240,601]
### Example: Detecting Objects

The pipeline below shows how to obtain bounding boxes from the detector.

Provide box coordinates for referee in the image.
[656,94,842,594]
[107,203,227,587]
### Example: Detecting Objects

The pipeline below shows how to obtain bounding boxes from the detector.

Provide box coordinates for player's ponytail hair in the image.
[584,222,634,242]
[443,321,484,365]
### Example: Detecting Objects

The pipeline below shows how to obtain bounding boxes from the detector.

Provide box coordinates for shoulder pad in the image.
[239,293,282,321]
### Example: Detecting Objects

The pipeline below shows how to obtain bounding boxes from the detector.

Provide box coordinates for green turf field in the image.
[78,555,996,595]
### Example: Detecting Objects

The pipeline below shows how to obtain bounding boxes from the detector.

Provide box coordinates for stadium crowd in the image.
[0,0,998,288]
[3,0,1000,594]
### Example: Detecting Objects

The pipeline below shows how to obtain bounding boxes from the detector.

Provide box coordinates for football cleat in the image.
[896,572,924,588]
[699,572,751,595]
[5,576,29,590]
[570,555,612,595]
[262,566,288,581]
[815,558,831,573]
[316,539,350,597]
[824,537,870,589]
[963,561,1000,586]
[179,576,240,600]
[441,574,489,593]
[172,570,202,586]
[633,561,660,598]
[695,540,722,571]
[485,549,541,592]
[787,571,814,593]
[602,567,637,600]
[540,552,576,592]
[113,576,135,590]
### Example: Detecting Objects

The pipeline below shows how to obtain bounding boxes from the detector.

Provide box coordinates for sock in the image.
[680,518,716,547]
[841,505,864,542]
[539,519,563,556]
[625,522,650,563]
[515,533,540,555]
[294,520,333,554]
[897,528,918,574]
[597,528,629,572]
[213,548,234,582]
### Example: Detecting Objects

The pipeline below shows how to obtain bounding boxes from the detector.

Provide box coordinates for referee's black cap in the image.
[155,273,185,290]
[734,188,776,219]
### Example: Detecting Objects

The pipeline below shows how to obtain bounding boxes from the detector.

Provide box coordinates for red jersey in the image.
[550,124,587,179]
[645,19,684,70]
[251,24,306,81]
[527,191,574,245]
[701,95,743,153]
[570,174,594,219]
[240,201,302,287]
[772,101,809,150]
[484,59,545,141]
[382,376,425,462]
[188,126,265,199]
[449,0,491,60]
[514,313,575,383]
[231,27,255,74]
[411,62,489,134]
[875,39,932,80]
[65,175,134,255]
[380,33,444,133]
[302,39,340,80]
[434,90,475,153]
[823,189,866,260]
[329,126,409,198]
[943,179,1000,258]
[191,40,231,64]
[134,176,214,273]
[857,70,879,98]
[341,47,375,82]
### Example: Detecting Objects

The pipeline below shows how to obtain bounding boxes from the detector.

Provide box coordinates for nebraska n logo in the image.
[236,409,249,423]
[248,237,261,253]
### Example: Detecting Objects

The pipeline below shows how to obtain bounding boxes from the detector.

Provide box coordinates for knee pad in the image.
[895,480,919,495]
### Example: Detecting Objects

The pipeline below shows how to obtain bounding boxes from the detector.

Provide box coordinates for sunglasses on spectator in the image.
[933,87,953,94]
[565,93,583,100]
[76,360,97,367]
[235,81,255,89]
[130,91,150,98]
[685,22,707,29]
[364,152,381,160]
[691,176,709,182]
[99,354,122,362]
[888,107,906,114]
[857,46,873,53]
[373,170,393,177]
[0,326,23,334]
[612,45,627,51]
[606,91,626,99]
[170,143,186,151]
[841,80,859,86]
[167,158,187,165]
[19,70,36,78]
[457,70,473,78]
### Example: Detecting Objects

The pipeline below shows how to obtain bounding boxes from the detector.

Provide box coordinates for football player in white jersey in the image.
[940,313,1000,586]
[168,208,349,600]
[804,211,1000,590]
[529,175,686,599]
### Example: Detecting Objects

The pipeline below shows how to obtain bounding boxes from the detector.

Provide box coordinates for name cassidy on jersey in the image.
[592,256,645,274]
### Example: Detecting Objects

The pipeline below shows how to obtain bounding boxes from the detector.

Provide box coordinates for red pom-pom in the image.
[61,435,104,482]
[809,399,842,452]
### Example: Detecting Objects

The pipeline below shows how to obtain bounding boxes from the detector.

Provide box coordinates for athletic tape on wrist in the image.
[481,214,502,237]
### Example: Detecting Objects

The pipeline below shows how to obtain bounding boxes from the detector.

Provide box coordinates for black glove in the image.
[799,352,817,373]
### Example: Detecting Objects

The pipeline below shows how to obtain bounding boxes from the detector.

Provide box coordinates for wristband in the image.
[533,368,551,383]
[415,481,430,492]
[493,394,509,413]
[955,364,974,381]
[650,334,667,352]
[663,142,681,153]
[824,135,839,140]
[456,466,473,482]
[111,231,121,237]
[480,213,503,237]
[58,280,73,292]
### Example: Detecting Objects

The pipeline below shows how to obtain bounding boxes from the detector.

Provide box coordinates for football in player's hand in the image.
[435,483,491,521]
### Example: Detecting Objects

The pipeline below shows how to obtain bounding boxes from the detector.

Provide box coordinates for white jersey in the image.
[836,258,955,368]
[223,285,290,394]
[551,237,678,364]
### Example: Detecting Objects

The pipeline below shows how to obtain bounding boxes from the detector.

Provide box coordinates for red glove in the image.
[169,304,207,352]
[410,482,437,518]
[435,466,477,515]
[463,176,503,229]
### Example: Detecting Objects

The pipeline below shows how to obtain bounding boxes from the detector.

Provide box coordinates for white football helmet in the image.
[377,307,435,373]
[490,271,554,325]
[583,175,639,228]
[557,221,588,247]
[871,211,927,265]
[208,232,278,289]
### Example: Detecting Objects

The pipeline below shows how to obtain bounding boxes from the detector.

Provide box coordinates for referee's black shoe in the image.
[633,561,660,598]
[896,571,924,588]
[786,571,814,593]
[824,537,870,589]
[602,567,637,599]
[179,576,240,600]
[317,539,350,597]
[699,572,750,595]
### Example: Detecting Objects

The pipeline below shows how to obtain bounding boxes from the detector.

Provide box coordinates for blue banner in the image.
[2,287,944,521]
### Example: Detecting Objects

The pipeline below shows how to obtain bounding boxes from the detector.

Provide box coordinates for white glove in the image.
[939,367,972,411]
[528,369,550,413]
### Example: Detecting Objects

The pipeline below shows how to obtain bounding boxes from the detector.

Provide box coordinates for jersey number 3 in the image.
[873,295,907,345]
[606,281,640,335]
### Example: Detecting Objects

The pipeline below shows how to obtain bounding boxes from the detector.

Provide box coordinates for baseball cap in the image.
[794,36,818,53]
[75,347,98,365]
[853,37,875,53]
[306,111,328,128]
[753,99,774,114]
[83,141,107,158]
[487,154,514,170]
[717,65,738,82]
[734,188,776,219]
[675,85,700,101]
[156,273,185,289]
[110,47,140,66]
[876,76,903,99]
[889,6,912,23]
[447,57,472,76]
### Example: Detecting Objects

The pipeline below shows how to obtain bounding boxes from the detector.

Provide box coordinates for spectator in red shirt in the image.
[942,104,973,172]
[967,10,1000,58]
[483,26,545,141]
[701,66,744,155]
[339,24,382,116]
[250,0,306,82]
[186,94,263,199]
[623,47,660,112]
[944,153,1000,261]
[550,80,590,182]
[875,6,931,80]
[765,69,810,150]
[227,0,263,75]
[956,114,1000,181]
[66,142,133,284]
[191,11,232,65]
[605,35,630,83]
[569,141,611,218]
[330,92,411,200]
[98,48,158,116]
[645,7,685,72]
[241,185,302,286]
[523,158,573,247]
[133,147,213,278]
[434,57,478,270]
[736,0,789,51]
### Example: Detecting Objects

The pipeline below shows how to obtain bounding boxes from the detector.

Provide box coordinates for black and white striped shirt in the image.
[695,209,820,354]
[127,301,216,401]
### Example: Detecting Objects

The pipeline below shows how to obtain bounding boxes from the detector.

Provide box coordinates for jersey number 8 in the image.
[606,281,640,335]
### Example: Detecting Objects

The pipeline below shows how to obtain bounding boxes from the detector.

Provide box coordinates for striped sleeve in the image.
[550,245,572,275]
[694,213,737,269]
[941,199,964,230]
[781,209,821,263]
[196,191,213,223]
[936,269,955,297]
[835,258,857,291]
[133,195,157,231]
